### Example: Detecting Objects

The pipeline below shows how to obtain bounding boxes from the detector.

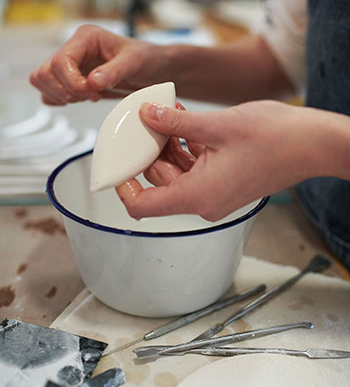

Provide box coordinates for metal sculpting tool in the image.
[133,321,313,359]
[102,284,265,357]
[192,254,330,341]
[168,347,350,359]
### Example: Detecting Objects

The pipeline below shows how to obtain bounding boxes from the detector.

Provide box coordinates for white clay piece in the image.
[90,82,176,192]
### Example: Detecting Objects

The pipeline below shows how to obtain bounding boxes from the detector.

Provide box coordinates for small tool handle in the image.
[184,347,350,359]
[144,284,265,341]
[225,255,330,327]
[189,347,307,357]
[161,321,313,354]
[187,347,350,359]
[194,282,299,340]
[224,276,303,326]
[193,255,330,341]
[105,87,132,96]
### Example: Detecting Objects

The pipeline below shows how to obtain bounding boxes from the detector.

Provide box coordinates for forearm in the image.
[310,108,350,181]
[162,35,295,105]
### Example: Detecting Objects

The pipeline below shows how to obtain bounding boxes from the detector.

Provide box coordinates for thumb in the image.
[87,50,137,90]
[139,102,217,145]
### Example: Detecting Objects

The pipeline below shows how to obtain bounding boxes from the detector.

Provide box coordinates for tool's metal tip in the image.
[306,254,331,273]
[102,337,144,357]
[193,323,223,341]
[134,355,160,364]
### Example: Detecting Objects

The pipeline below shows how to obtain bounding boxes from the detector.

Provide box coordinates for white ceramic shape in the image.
[90,82,176,192]
[48,152,268,317]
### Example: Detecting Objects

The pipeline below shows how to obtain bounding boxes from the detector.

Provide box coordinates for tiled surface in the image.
[0,198,347,328]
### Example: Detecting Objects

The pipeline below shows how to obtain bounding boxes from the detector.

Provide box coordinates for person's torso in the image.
[306,0,350,114]
[297,0,350,269]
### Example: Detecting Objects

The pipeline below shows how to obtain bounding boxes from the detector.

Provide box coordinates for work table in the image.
[1,198,348,328]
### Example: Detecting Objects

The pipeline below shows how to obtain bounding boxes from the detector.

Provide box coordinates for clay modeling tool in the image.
[102,284,265,357]
[169,347,350,359]
[133,321,313,359]
[104,87,133,96]
[193,254,330,341]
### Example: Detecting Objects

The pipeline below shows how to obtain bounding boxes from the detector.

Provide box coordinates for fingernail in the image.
[141,102,168,121]
[91,72,108,88]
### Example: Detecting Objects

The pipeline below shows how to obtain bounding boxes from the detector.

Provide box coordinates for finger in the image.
[187,140,206,158]
[116,164,234,221]
[30,66,76,104]
[51,55,99,101]
[139,103,219,145]
[35,82,69,105]
[117,176,198,219]
[115,179,143,220]
[41,94,66,106]
[88,48,142,91]
[144,157,183,187]
[161,137,196,172]
[48,26,102,100]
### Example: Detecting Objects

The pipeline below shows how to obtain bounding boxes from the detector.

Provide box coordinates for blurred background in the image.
[0,0,263,204]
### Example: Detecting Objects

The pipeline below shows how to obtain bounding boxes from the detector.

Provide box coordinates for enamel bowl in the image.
[47,151,268,317]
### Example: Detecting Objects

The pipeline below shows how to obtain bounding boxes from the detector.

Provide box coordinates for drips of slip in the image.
[90,82,176,192]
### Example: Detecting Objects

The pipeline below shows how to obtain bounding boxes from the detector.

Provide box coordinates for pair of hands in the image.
[30,25,325,221]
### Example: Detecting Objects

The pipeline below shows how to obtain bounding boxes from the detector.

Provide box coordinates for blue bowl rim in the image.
[47,150,269,238]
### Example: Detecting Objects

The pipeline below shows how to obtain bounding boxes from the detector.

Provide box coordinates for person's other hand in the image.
[30,25,167,105]
[116,100,334,221]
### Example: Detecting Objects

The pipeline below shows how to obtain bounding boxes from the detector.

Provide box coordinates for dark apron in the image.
[296,0,350,269]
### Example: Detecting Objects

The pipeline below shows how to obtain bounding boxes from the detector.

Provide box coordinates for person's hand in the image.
[116,100,343,221]
[30,25,167,105]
